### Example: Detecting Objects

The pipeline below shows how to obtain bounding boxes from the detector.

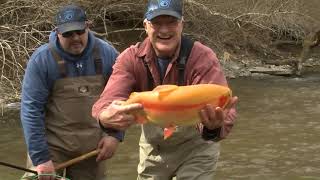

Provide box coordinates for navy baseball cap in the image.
[55,5,87,34]
[145,0,183,21]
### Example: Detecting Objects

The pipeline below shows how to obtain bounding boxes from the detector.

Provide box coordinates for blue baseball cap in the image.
[55,5,87,34]
[145,0,183,21]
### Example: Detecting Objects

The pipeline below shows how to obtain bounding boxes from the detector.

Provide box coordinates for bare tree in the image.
[0,0,317,102]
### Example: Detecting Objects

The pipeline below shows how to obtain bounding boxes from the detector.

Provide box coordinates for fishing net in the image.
[21,174,71,180]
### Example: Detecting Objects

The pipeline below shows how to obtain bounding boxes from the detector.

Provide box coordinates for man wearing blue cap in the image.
[93,0,238,179]
[21,4,121,180]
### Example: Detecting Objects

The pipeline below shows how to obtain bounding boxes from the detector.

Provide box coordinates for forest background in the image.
[0,0,320,105]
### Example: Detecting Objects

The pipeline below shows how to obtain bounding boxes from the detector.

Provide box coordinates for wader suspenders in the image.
[177,36,194,86]
[48,40,102,77]
[142,36,194,90]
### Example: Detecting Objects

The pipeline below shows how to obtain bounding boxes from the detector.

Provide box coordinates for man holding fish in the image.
[92,0,238,179]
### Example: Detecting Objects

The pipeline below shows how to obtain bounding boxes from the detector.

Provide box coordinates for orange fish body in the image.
[125,84,232,139]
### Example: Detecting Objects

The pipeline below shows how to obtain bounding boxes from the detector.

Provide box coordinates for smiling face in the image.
[57,27,89,55]
[144,15,183,58]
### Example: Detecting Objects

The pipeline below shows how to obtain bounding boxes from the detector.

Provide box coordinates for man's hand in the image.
[96,136,119,162]
[199,96,238,130]
[99,100,143,131]
[36,160,55,180]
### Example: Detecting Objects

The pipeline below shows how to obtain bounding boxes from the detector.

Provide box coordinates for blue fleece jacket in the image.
[20,31,120,166]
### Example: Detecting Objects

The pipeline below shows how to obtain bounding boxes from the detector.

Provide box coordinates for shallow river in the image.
[1,74,319,180]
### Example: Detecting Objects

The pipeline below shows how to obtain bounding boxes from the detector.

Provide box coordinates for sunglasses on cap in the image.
[61,29,86,38]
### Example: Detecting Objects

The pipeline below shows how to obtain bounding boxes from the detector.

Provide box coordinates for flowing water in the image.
[1,74,319,180]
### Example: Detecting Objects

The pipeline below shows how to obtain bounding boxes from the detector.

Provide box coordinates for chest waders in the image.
[137,37,221,180]
[24,41,108,180]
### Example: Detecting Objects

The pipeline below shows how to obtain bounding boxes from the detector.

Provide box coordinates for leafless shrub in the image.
[0,0,317,102]
[184,0,316,53]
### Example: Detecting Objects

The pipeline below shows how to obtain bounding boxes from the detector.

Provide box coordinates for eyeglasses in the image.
[147,19,180,29]
[61,29,86,38]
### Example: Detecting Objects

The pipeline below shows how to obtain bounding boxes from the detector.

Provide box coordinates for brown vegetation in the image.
[0,0,318,103]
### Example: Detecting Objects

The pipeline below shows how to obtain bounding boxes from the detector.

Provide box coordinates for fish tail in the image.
[125,92,139,105]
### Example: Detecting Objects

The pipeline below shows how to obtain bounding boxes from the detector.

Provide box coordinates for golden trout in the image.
[125,84,232,139]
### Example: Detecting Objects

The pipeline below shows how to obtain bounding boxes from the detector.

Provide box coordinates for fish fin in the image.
[153,85,178,99]
[163,126,176,140]
[218,95,231,108]
[153,85,178,91]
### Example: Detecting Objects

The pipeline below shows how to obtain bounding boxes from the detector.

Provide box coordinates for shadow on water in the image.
[1,74,320,180]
